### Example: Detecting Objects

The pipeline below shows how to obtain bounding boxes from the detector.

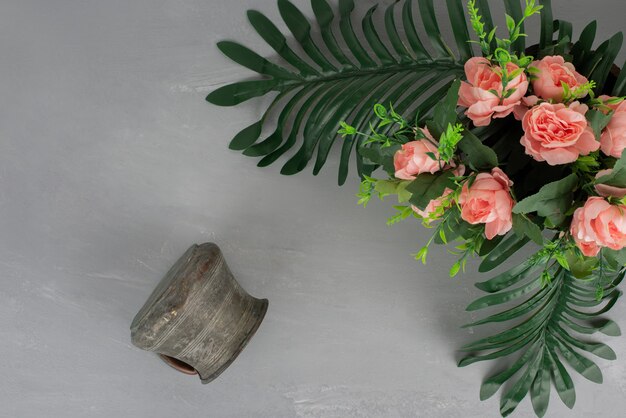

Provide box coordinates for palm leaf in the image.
[462,257,624,417]
[208,0,474,185]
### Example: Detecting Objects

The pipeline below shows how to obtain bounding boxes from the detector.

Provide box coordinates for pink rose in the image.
[530,56,588,102]
[595,169,626,198]
[600,99,626,158]
[458,57,528,127]
[570,197,626,256]
[521,101,599,165]
[394,129,446,180]
[458,168,514,240]
[513,95,540,121]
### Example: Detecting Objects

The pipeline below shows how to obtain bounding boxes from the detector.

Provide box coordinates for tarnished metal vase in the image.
[130,243,268,383]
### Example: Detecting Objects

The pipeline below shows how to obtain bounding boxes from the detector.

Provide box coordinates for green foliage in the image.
[374,179,413,203]
[208,0,479,185]
[585,107,612,140]
[358,143,399,175]
[428,79,463,138]
[479,232,531,273]
[387,205,416,226]
[513,174,579,227]
[466,0,491,56]
[406,172,457,210]
[339,103,413,148]
[573,154,600,174]
[457,130,499,171]
[356,176,376,207]
[467,0,541,65]
[437,123,465,164]
[596,149,626,187]
[356,176,413,207]
[561,79,596,103]
[512,213,544,245]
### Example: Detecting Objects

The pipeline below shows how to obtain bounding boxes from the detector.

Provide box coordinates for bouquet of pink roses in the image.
[207,0,626,415]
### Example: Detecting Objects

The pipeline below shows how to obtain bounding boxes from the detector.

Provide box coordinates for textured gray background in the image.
[2,0,626,417]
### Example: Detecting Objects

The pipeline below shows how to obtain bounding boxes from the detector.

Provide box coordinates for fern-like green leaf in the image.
[462,263,624,417]
[208,0,474,184]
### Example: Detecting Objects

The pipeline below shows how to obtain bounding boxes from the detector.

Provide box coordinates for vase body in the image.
[130,243,268,383]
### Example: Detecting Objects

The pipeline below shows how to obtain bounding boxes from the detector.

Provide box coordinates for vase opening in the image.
[158,354,198,375]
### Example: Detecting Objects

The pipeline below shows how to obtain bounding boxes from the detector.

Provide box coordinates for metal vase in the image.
[130,243,268,383]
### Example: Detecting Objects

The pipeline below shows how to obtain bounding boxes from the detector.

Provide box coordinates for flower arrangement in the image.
[206,0,626,416]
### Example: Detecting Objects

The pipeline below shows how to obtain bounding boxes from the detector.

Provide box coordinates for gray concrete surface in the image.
[2,0,626,417]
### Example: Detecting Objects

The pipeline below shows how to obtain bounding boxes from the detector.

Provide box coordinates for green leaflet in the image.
[512,213,544,245]
[406,172,456,210]
[571,20,596,70]
[475,261,537,293]
[538,0,554,54]
[530,354,551,417]
[457,130,499,171]
[513,174,578,227]
[586,108,614,140]
[589,32,623,93]
[604,248,626,269]
[428,79,462,139]
[596,149,626,187]
[479,233,530,273]
[358,143,399,175]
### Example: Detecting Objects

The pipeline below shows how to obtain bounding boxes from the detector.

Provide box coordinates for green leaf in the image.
[206,80,280,107]
[209,0,475,183]
[462,266,622,417]
[512,214,544,245]
[479,341,541,401]
[383,2,412,62]
[571,20,596,69]
[418,0,455,59]
[406,172,456,210]
[596,149,626,187]
[358,144,399,175]
[458,130,499,171]
[604,248,626,269]
[479,233,530,273]
[505,14,516,33]
[278,0,337,72]
[586,108,613,139]
[445,0,473,61]
[500,349,543,417]
[430,79,462,139]
[216,41,301,81]
[371,179,412,203]
[613,56,626,96]
[537,0,554,53]
[549,335,603,383]
[311,0,356,68]
[513,174,578,226]
[466,277,540,311]
[589,32,623,94]
[546,349,576,409]
[450,261,461,277]
[503,0,526,53]
[475,261,537,293]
